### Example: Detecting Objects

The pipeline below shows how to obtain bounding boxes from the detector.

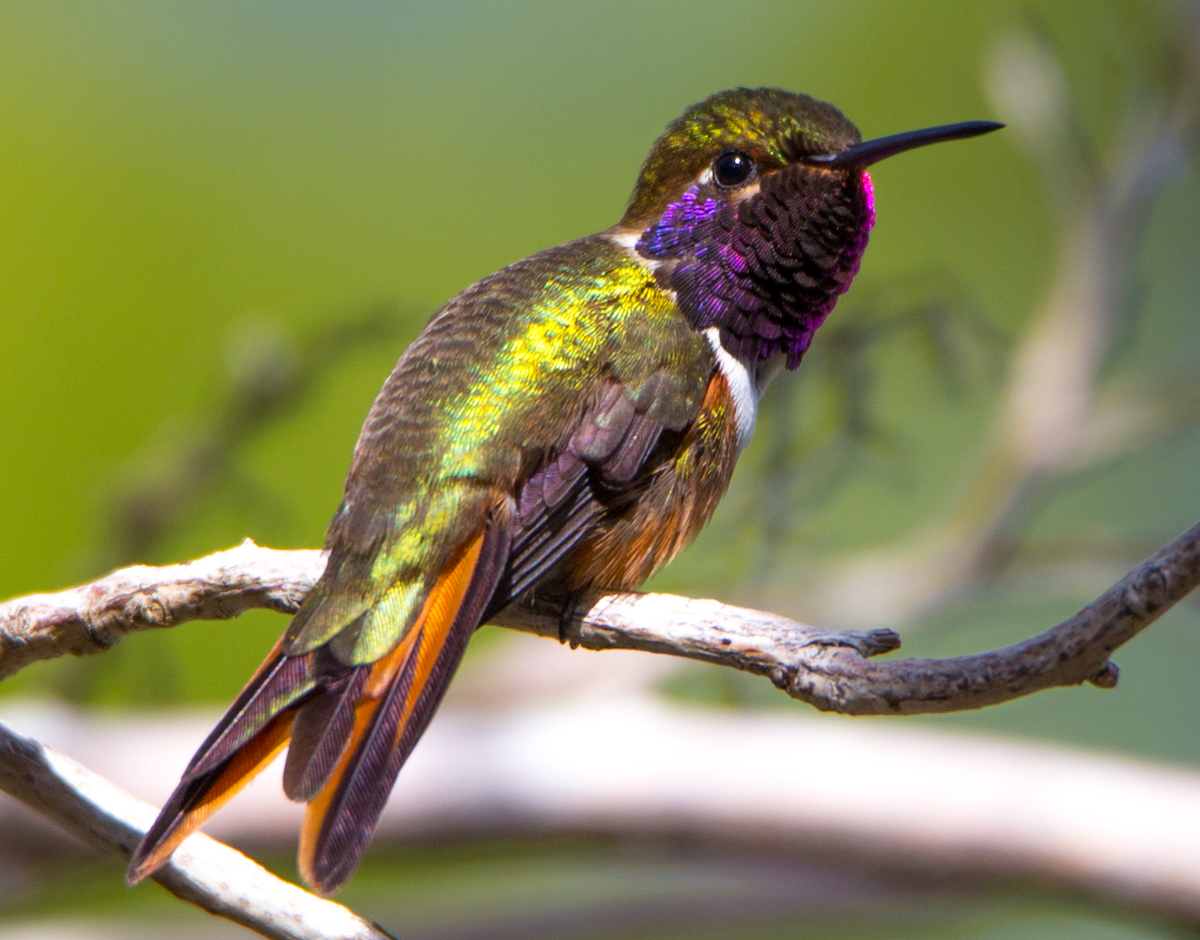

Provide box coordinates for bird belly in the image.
[566,370,740,592]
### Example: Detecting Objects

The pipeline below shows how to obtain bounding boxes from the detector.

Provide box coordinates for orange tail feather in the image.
[127,707,295,884]
[298,527,495,894]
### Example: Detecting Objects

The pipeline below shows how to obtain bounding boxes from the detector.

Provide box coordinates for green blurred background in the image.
[1,1,1198,937]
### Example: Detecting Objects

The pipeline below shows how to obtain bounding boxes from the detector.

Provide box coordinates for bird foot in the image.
[557,591,587,647]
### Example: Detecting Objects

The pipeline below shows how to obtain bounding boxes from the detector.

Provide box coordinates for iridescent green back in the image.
[283,235,714,664]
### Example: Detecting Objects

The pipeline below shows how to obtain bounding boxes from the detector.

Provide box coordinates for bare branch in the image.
[497,520,1200,713]
[0,718,390,940]
[0,540,326,681]
[3,519,1198,715]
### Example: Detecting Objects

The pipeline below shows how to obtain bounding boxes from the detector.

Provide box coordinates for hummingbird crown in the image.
[619,87,875,368]
[622,87,863,227]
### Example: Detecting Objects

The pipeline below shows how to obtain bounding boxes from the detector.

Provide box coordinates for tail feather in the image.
[126,707,296,884]
[182,644,313,781]
[299,517,510,895]
[281,627,421,804]
[297,649,422,892]
[128,641,315,885]
[283,666,369,802]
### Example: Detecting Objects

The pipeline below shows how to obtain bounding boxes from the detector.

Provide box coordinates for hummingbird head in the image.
[619,88,1000,368]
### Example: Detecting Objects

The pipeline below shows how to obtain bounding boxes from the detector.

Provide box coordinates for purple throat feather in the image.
[637,168,875,369]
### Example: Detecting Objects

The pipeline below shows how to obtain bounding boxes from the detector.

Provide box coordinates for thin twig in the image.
[0,718,390,940]
[3,519,1198,714]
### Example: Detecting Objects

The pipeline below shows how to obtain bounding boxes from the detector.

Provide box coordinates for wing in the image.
[128,235,716,895]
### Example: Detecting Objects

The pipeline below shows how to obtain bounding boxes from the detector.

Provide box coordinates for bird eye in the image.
[712,150,756,188]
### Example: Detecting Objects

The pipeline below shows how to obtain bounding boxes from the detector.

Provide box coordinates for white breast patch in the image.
[704,327,781,453]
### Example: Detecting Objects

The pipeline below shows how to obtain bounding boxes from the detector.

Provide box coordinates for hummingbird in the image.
[128,88,1000,895]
